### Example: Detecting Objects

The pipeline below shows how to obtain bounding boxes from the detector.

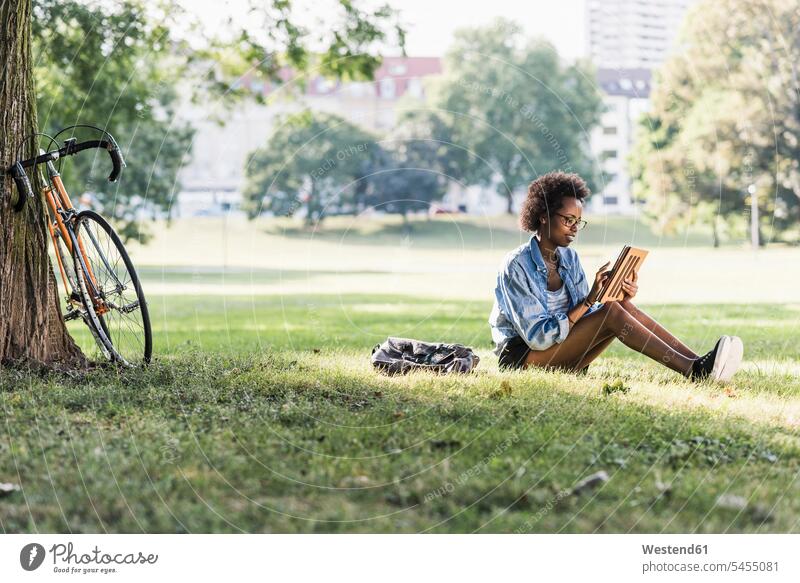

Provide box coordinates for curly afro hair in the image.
[519,171,591,233]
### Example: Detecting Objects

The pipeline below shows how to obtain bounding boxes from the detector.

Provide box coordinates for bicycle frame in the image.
[41,161,107,315]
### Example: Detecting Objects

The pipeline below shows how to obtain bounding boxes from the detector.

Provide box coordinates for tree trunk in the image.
[711,215,719,248]
[401,209,411,236]
[304,186,319,228]
[0,0,84,367]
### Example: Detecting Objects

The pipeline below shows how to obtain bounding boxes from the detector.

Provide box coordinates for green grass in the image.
[122,215,800,305]
[261,213,726,249]
[2,294,799,533]
[3,215,799,533]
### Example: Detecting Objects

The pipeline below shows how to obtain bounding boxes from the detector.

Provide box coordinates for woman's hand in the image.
[621,269,638,300]
[587,261,611,303]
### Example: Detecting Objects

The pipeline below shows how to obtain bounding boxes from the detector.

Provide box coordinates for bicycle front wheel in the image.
[73,210,152,364]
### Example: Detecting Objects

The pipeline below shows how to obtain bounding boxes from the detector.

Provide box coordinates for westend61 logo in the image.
[19,542,158,574]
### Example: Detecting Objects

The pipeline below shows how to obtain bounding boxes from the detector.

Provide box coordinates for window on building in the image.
[602,126,617,135]
[348,82,366,97]
[380,78,396,99]
[601,150,618,160]
[603,195,619,205]
[315,77,334,94]
[407,78,424,99]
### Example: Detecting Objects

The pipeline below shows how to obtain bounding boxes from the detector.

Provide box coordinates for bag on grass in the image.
[370,337,480,376]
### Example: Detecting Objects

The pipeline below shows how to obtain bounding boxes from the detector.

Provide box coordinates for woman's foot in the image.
[717,335,743,381]
[687,336,743,382]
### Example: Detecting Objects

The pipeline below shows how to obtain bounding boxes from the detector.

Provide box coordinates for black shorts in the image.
[497,335,531,370]
[497,336,591,375]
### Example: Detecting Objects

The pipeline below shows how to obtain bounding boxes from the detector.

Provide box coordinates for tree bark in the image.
[304,183,318,227]
[401,208,411,236]
[711,215,719,248]
[0,0,84,367]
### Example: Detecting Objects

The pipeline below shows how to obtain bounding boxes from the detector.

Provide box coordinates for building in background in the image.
[585,0,696,215]
[585,0,695,69]
[587,68,651,215]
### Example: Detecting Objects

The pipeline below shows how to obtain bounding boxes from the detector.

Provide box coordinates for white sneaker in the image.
[708,336,729,381]
[713,335,744,382]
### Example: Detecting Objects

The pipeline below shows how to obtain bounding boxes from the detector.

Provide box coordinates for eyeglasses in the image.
[553,213,588,230]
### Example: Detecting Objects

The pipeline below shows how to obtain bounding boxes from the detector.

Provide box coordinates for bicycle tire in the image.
[73,210,152,365]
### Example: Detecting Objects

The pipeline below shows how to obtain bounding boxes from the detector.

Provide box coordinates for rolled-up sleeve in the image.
[498,261,570,351]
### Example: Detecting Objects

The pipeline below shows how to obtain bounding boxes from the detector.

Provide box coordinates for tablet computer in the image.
[595,245,648,303]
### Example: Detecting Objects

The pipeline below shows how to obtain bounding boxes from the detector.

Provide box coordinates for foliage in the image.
[243,109,454,227]
[243,19,604,225]
[393,109,476,189]
[369,124,450,228]
[195,0,406,106]
[629,0,800,245]
[31,0,406,241]
[242,110,379,223]
[425,18,603,213]
[32,0,194,243]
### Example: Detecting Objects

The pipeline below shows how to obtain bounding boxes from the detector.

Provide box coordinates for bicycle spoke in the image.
[75,211,151,364]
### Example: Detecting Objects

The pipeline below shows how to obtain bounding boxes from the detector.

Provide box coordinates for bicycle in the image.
[8,125,152,365]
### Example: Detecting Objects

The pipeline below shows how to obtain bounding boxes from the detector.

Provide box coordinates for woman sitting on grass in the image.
[488,171,743,382]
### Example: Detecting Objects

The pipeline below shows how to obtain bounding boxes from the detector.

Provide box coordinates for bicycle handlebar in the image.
[19,139,126,181]
[6,137,126,212]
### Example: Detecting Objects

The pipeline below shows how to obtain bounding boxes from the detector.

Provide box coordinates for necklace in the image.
[537,237,559,270]
[542,249,559,269]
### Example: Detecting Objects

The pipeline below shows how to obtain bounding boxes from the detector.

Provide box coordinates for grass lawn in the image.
[126,215,800,304]
[2,293,799,533]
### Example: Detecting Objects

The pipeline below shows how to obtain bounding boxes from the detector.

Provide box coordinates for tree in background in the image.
[426,18,603,213]
[33,0,194,243]
[366,136,449,233]
[630,0,800,246]
[243,110,378,225]
[31,0,406,243]
[244,109,451,231]
[1,0,404,366]
[392,108,474,201]
[201,0,406,105]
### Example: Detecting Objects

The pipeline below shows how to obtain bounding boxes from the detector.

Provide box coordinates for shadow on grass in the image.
[1,351,797,533]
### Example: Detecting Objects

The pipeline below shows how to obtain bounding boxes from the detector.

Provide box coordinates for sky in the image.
[186,0,587,61]
[386,0,586,59]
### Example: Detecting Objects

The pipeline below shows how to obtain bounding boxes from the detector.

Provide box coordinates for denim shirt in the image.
[489,235,602,355]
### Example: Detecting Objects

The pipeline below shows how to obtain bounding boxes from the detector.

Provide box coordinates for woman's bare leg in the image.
[523,302,694,376]
[619,298,699,360]
[572,333,616,371]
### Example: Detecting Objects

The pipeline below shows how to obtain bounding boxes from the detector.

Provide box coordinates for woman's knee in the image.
[619,297,640,315]
[597,301,629,331]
